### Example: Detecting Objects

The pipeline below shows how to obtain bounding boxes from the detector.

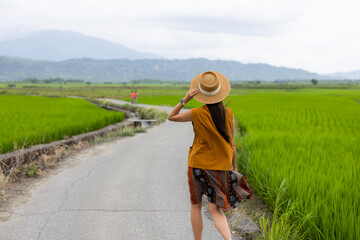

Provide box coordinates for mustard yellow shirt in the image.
[188,105,234,170]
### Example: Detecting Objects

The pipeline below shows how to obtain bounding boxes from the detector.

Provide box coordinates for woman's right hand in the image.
[184,88,200,103]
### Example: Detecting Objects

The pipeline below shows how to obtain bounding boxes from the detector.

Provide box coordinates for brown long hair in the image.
[206,101,230,143]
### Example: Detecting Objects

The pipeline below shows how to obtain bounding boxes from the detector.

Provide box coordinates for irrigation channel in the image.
[0,99,244,240]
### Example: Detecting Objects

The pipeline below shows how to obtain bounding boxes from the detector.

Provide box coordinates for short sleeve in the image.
[226,108,233,120]
[191,107,200,122]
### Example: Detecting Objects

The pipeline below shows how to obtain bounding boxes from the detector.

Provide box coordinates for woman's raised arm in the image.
[167,88,200,122]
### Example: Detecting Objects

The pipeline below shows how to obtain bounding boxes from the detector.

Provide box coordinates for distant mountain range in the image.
[0,29,358,81]
[325,70,360,80]
[0,29,160,60]
[0,56,324,82]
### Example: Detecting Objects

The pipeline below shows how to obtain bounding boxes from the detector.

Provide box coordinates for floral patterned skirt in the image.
[187,166,252,212]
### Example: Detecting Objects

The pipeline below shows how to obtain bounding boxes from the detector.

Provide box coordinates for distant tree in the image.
[8,84,16,88]
[67,79,85,83]
[23,78,40,83]
[311,79,318,85]
[247,80,261,84]
[273,80,286,84]
[86,81,91,85]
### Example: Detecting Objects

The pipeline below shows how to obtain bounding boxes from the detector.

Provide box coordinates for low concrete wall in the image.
[0,100,164,177]
[0,120,134,175]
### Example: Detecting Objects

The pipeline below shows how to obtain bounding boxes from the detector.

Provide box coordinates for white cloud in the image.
[0,0,359,73]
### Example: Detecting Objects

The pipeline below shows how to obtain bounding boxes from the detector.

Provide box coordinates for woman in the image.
[134,90,138,104]
[130,90,134,104]
[167,71,252,240]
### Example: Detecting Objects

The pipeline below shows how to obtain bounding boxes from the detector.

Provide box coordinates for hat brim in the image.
[190,71,231,104]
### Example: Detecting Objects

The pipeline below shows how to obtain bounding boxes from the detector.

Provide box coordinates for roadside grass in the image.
[98,126,139,138]
[134,127,147,133]
[24,164,40,178]
[257,180,316,240]
[116,103,168,122]
[90,99,168,122]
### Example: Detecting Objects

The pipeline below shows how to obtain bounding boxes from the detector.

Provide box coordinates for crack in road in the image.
[10,208,191,219]
[36,216,51,240]
[59,164,100,211]
[36,162,103,240]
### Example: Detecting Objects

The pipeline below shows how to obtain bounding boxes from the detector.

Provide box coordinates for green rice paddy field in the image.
[0,95,124,154]
[134,89,360,240]
[0,84,359,239]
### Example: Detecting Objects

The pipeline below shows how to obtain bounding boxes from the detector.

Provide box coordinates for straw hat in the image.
[190,71,231,104]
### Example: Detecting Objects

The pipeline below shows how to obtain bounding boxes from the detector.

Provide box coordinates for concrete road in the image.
[0,100,234,240]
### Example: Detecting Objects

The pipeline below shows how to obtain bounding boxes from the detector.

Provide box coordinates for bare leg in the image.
[208,202,231,240]
[191,203,203,240]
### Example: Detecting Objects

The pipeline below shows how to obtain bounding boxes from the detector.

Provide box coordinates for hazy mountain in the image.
[0,29,160,60]
[0,56,322,82]
[325,70,360,80]
[0,29,356,81]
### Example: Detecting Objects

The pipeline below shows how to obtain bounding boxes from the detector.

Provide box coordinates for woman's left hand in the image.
[184,88,200,103]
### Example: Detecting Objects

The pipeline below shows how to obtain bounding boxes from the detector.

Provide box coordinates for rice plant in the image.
[232,91,360,239]
[0,95,124,154]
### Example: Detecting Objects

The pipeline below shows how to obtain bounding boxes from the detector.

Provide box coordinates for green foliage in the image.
[97,101,168,122]
[25,164,39,178]
[137,107,168,122]
[0,95,124,153]
[134,127,146,133]
[258,180,315,240]
[116,126,135,137]
[311,79,319,85]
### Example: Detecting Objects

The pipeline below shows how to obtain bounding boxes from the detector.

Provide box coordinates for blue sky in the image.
[0,0,359,74]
